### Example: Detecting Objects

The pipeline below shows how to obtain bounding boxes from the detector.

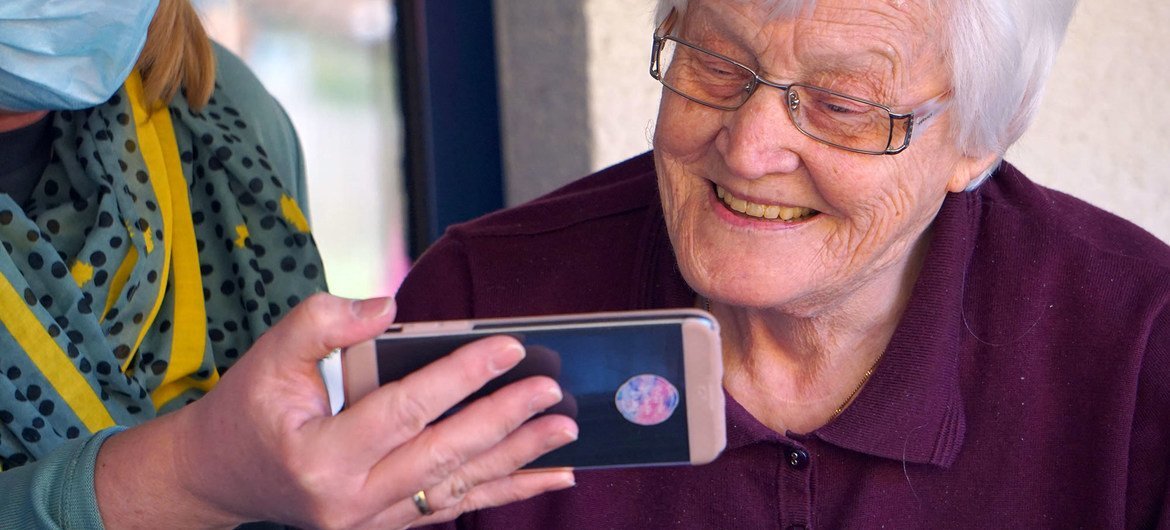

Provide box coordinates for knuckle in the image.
[426,442,466,479]
[443,473,475,506]
[280,459,363,528]
[288,469,336,508]
[388,389,432,435]
[291,467,329,497]
[301,291,334,313]
[299,292,336,327]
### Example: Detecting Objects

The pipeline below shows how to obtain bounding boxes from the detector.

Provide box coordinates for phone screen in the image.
[374,322,691,469]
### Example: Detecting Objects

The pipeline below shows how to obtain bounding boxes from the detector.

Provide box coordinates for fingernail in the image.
[351,297,394,320]
[529,385,563,413]
[542,425,575,449]
[488,341,525,375]
[550,426,579,448]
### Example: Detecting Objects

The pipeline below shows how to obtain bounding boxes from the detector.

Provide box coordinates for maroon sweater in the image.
[396,152,1170,529]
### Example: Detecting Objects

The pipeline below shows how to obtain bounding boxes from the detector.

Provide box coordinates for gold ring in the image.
[412,490,433,516]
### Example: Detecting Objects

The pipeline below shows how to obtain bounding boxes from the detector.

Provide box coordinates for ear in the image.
[946,151,1002,193]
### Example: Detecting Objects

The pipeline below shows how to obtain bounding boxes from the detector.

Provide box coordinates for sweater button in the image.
[786,448,809,469]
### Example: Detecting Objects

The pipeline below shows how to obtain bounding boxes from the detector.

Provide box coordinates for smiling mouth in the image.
[715,184,820,222]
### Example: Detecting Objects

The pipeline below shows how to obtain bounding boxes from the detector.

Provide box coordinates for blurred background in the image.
[493,0,1170,238]
[192,0,1169,299]
[194,0,406,299]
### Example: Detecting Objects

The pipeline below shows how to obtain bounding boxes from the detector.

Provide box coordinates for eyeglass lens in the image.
[655,38,906,154]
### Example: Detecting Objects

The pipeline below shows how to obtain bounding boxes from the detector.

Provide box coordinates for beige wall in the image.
[582,1,659,172]
[1005,0,1170,243]
[498,0,1170,242]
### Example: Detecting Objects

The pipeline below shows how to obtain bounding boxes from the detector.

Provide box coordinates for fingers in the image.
[330,335,528,463]
[339,365,578,529]
[209,296,582,528]
[361,414,578,529]
[258,292,398,365]
[380,471,576,529]
[165,294,400,524]
[364,374,568,502]
[422,469,576,524]
[418,413,578,514]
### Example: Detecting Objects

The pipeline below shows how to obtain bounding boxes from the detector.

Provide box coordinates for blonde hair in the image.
[135,0,217,110]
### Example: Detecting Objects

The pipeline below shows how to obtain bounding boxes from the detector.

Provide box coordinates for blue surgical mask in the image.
[0,0,161,111]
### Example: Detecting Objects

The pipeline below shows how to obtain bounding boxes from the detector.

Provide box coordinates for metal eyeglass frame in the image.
[648,11,946,156]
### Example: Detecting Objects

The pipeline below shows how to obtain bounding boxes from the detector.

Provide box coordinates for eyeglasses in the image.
[649,14,945,155]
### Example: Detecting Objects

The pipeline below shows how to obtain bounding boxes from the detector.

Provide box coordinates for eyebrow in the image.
[798,48,897,86]
[679,4,757,51]
[682,6,901,97]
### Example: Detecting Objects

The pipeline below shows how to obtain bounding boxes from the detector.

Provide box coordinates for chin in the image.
[672,235,831,314]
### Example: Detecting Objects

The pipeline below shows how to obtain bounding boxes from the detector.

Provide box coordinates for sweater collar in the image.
[813,189,979,467]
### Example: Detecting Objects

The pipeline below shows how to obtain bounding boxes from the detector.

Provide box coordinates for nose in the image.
[715,87,805,179]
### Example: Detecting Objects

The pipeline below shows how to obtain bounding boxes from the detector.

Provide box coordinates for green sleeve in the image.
[210,42,312,218]
[0,427,124,529]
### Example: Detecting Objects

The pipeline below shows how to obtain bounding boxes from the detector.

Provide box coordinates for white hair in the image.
[653,0,1080,187]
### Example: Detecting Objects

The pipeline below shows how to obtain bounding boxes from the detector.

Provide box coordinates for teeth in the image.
[715,185,816,222]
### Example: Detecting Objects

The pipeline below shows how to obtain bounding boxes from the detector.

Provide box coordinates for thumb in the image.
[258,292,397,365]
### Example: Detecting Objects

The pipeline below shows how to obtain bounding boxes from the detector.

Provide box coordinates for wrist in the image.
[94,407,242,528]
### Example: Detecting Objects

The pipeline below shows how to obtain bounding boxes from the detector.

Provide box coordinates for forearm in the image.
[0,427,121,529]
[94,408,241,529]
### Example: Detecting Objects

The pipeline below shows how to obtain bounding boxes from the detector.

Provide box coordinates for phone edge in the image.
[342,339,379,407]
[683,315,727,465]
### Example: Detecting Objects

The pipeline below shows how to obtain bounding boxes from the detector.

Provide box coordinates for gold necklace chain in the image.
[828,352,884,419]
[702,297,884,420]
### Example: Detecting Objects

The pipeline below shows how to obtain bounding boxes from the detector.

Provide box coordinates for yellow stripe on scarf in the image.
[0,281,115,432]
[121,74,176,371]
[102,246,138,322]
[124,74,219,408]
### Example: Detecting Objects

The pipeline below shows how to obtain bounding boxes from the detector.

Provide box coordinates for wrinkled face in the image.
[655,0,988,315]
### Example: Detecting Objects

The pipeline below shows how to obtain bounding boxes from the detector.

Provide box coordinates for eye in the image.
[821,100,866,115]
[698,57,743,79]
[685,55,752,100]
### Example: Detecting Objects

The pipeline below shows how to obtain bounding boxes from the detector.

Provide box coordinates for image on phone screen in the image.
[373,322,692,469]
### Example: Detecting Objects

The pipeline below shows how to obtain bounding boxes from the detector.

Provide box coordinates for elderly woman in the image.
[396,0,1170,527]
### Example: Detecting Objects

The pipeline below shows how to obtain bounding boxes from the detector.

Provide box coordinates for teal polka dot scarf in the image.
[0,73,326,469]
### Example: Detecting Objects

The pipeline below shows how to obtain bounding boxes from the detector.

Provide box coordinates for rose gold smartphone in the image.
[340,309,725,470]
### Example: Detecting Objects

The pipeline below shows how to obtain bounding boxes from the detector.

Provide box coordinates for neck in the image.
[714,228,932,434]
[0,110,49,133]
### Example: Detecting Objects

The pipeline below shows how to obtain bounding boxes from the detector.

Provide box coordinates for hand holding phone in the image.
[137,294,576,529]
[339,309,726,470]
